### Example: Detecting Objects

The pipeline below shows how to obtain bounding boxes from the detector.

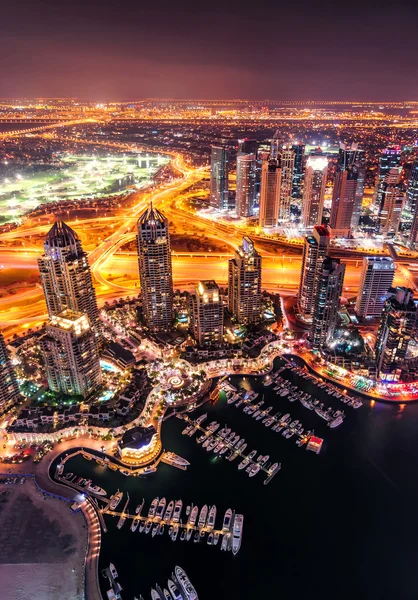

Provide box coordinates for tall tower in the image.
[374,145,401,209]
[137,204,173,332]
[301,155,328,228]
[259,160,281,228]
[236,153,257,217]
[291,143,305,199]
[329,143,360,236]
[377,168,404,235]
[40,310,102,398]
[210,145,229,210]
[355,257,395,318]
[38,221,99,331]
[278,146,295,222]
[374,287,417,378]
[310,257,346,350]
[228,236,262,324]
[0,331,20,414]
[298,225,330,319]
[406,159,418,215]
[191,281,224,346]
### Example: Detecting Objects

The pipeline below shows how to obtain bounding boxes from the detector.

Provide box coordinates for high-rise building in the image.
[270,129,281,161]
[259,160,281,228]
[310,257,346,350]
[228,236,262,324]
[38,221,99,331]
[301,155,328,228]
[0,331,20,414]
[278,146,295,222]
[374,287,417,378]
[374,145,402,209]
[377,168,404,235]
[210,145,229,210]
[40,310,102,398]
[137,204,173,332]
[291,143,305,199]
[298,225,330,319]
[236,153,257,217]
[406,159,418,214]
[191,281,224,346]
[355,257,395,318]
[329,143,360,236]
[350,149,366,229]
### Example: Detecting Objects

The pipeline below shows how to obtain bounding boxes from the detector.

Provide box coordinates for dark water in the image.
[54,357,418,600]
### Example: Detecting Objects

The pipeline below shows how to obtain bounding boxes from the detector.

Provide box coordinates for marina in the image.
[96,490,244,554]
[181,414,281,485]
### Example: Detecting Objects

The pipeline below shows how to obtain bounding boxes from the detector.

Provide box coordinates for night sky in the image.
[1,0,417,100]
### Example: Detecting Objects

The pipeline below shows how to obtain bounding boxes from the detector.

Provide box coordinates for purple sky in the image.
[1,0,417,100]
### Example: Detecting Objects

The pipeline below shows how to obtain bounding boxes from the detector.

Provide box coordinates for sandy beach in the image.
[0,477,88,600]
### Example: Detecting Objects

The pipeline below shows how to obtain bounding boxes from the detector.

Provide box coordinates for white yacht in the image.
[172,500,183,523]
[197,505,208,528]
[222,508,232,531]
[174,566,198,600]
[167,579,182,600]
[188,505,198,526]
[206,505,217,530]
[232,514,244,555]
[164,500,175,522]
[148,497,159,518]
[109,491,123,511]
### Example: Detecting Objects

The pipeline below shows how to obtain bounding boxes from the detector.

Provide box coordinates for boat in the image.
[139,520,145,533]
[164,500,175,522]
[222,508,232,531]
[88,484,107,496]
[130,518,140,532]
[329,415,344,428]
[213,531,220,545]
[135,499,145,515]
[198,505,208,528]
[232,514,244,555]
[186,528,193,541]
[148,497,159,518]
[174,566,198,600]
[269,462,279,474]
[219,445,228,456]
[163,452,190,468]
[315,407,332,421]
[188,505,198,526]
[168,579,183,600]
[159,523,165,535]
[196,413,207,425]
[151,588,160,600]
[163,589,172,600]
[207,505,217,530]
[155,498,167,520]
[172,500,183,523]
[202,437,211,448]
[152,523,159,537]
[145,520,152,534]
[171,523,179,541]
[238,456,250,470]
[109,491,123,511]
[249,463,261,477]
[221,533,230,551]
[109,563,118,579]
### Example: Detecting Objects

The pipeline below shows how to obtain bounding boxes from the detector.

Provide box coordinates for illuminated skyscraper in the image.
[377,168,404,235]
[137,204,173,332]
[38,221,99,331]
[259,160,281,228]
[407,159,418,214]
[355,257,395,318]
[278,146,295,222]
[301,155,328,228]
[374,145,401,209]
[40,310,102,397]
[191,280,224,346]
[329,143,360,236]
[374,287,416,378]
[236,152,257,217]
[291,143,305,199]
[350,149,366,229]
[298,225,330,319]
[228,236,262,324]
[0,331,20,414]
[238,139,258,155]
[310,257,345,350]
[210,145,229,210]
